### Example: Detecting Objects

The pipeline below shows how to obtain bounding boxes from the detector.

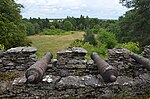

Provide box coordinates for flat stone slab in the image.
[57,47,87,54]
[6,47,37,53]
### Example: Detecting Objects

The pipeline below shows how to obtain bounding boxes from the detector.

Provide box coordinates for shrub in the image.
[120,42,140,53]
[50,25,56,29]
[63,20,73,31]
[0,44,5,51]
[70,40,108,59]
[97,28,118,49]
[39,29,72,35]
[94,44,108,59]
[70,40,94,59]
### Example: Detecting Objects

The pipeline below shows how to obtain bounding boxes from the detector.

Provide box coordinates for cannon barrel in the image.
[0,50,4,58]
[25,52,53,84]
[131,52,150,70]
[91,52,118,82]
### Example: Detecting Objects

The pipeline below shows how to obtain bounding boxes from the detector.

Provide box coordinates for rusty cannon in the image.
[91,52,118,83]
[130,52,150,71]
[25,52,53,84]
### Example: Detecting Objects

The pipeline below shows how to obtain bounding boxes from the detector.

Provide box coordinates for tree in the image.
[119,0,150,47]
[65,16,77,30]
[42,18,50,29]
[34,23,40,33]
[63,20,73,31]
[83,29,97,46]
[0,0,31,49]
[24,22,35,35]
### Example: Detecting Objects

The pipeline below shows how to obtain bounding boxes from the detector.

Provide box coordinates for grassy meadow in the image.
[27,32,84,59]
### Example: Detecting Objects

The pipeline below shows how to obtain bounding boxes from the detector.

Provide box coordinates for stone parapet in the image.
[0,47,37,72]
[0,47,150,98]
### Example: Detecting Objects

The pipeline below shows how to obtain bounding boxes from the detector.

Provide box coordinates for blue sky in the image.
[15,0,128,19]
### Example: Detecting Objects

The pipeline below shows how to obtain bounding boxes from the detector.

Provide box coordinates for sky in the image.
[15,0,128,19]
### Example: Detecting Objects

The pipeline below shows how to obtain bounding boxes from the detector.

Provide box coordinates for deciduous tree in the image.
[0,0,31,49]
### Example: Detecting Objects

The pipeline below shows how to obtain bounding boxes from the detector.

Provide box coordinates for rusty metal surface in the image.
[131,52,150,71]
[25,52,53,84]
[91,52,118,82]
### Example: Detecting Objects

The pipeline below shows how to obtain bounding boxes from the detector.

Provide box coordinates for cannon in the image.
[130,52,150,71]
[25,52,53,84]
[91,52,118,82]
[0,50,4,58]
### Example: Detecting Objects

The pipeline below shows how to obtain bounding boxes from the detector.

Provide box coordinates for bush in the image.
[63,20,73,31]
[120,42,140,53]
[0,44,5,51]
[70,40,94,60]
[97,28,118,49]
[94,44,108,59]
[70,40,108,59]
[39,29,73,35]
[50,25,56,29]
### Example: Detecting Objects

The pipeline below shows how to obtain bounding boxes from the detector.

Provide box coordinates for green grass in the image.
[39,29,74,35]
[28,32,84,59]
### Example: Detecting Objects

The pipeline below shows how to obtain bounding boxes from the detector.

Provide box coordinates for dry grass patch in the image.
[28,32,84,58]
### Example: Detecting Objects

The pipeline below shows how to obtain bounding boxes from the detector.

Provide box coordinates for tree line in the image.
[23,15,118,35]
[0,0,150,50]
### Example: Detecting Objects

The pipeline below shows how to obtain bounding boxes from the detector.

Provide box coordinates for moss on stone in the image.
[0,71,23,81]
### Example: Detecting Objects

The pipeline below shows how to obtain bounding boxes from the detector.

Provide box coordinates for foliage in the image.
[63,20,73,31]
[34,23,41,34]
[83,29,97,46]
[0,0,31,49]
[120,42,140,53]
[119,0,150,47]
[0,44,5,51]
[145,88,150,95]
[39,29,73,35]
[94,43,108,59]
[23,18,50,34]
[24,22,35,35]
[23,16,118,37]
[50,25,56,29]
[70,40,108,59]
[70,40,94,60]
[97,28,118,49]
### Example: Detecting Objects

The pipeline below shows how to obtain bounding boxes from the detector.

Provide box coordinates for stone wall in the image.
[143,45,150,59]
[0,47,37,72]
[47,47,98,76]
[108,48,148,77]
[0,46,150,98]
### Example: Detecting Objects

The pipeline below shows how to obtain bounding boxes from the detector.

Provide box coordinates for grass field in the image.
[28,32,84,59]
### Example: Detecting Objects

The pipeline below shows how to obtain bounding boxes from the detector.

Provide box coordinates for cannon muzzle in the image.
[91,52,118,83]
[131,52,150,70]
[25,52,53,84]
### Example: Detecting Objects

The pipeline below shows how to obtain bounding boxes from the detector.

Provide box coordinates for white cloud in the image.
[15,0,128,19]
